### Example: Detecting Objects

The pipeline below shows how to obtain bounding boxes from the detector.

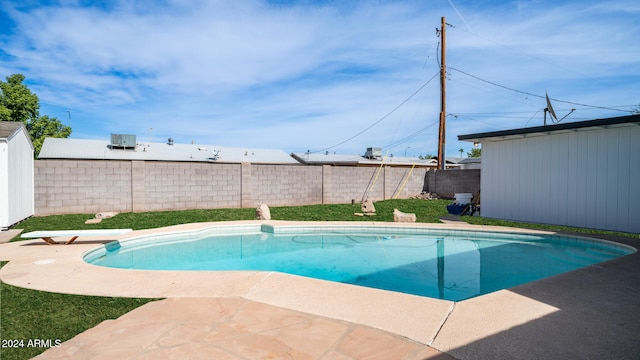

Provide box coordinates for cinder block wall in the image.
[249,164,323,207]
[323,166,382,204]
[134,161,242,212]
[34,160,439,215]
[35,160,133,215]
[384,167,428,200]
[424,169,480,199]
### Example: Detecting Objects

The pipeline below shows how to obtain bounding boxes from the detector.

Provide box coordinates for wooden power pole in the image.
[437,16,446,170]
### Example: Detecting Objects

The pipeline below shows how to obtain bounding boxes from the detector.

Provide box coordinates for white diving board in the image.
[21,229,133,245]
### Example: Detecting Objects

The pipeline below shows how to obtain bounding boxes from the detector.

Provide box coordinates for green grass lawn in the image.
[1,199,636,359]
[11,198,635,241]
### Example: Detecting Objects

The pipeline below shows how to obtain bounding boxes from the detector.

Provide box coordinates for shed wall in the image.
[481,125,640,233]
[0,141,8,227]
[1,131,34,229]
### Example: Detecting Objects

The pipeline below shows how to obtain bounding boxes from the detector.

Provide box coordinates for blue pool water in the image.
[84,225,634,301]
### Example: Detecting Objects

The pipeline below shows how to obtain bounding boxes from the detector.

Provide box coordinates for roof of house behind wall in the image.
[291,152,437,167]
[38,138,299,164]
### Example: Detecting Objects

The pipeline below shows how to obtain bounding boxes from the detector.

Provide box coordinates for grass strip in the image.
[10,199,454,241]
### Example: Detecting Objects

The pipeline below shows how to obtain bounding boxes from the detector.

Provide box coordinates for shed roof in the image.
[0,121,34,149]
[458,114,640,143]
[38,138,299,164]
[0,121,25,139]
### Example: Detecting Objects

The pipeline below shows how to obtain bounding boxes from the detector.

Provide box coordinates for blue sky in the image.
[1,0,638,157]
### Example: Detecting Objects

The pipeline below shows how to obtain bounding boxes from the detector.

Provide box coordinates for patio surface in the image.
[1,220,639,359]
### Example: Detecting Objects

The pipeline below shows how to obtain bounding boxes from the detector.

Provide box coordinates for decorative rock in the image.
[256,203,271,220]
[96,212,118,219]
[361,199,376,214]
[84,218,103,224]
[393,208,416,223]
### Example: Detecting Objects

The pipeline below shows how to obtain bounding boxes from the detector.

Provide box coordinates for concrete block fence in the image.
[424,169,480,199]
[34,160,478,216]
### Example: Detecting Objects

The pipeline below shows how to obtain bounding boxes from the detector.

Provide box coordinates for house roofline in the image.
[458,114,640,143]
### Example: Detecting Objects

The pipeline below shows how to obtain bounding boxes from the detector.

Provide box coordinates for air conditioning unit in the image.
[110,134,136,149]
[365,147,382,159]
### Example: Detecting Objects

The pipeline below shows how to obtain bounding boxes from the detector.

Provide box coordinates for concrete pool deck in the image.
[1,220,639,359]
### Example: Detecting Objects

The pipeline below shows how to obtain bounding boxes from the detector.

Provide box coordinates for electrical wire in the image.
[383,120,439,151]
[311,71,440,154]
[449,66,635,114]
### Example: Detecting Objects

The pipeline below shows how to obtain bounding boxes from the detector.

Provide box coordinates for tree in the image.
[418,153,436,160]
[467,147,481,158]
[0,74,39,123]
[27,115,72,154]
[0,74,71,155]
[458,148,464,157]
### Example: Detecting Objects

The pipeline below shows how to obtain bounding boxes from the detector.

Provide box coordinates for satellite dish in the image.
[543,92,576,126]
[545,92,557,121]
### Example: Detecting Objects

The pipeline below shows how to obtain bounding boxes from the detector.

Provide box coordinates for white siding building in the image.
[459,114,640,234]
[0,122,34,230]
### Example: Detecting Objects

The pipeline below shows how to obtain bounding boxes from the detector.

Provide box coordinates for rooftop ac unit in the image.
[365,147,382,159]
[111,134,136,149]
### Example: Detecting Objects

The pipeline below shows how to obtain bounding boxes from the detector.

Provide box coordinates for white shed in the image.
[459,114,640,234]
[0,122,34,230]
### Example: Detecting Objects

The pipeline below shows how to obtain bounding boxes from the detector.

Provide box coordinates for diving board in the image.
[21,229,133,245]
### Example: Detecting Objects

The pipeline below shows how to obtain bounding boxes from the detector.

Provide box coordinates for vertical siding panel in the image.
[522,138,535,223]
[524,138,535,222]
[575,131,590,228]
[584,131,598,227]
[511,139,521,220]
[554,133,569,225]
[518,138,528,222]
[547,134,557,224]
[496,141,513,219]
[546,135,558,224]
[498,141,509,219]
[487,142,501,218]
[606,129,620,230]
[479,143,489,216]
[595,130,609,229]
[501,140,518,219]
[540,135,553,224]
[566,132,579,227]
[505,140,516,220]
[482,142,498,218]
[616,129,631,232]
[628,126,640,233]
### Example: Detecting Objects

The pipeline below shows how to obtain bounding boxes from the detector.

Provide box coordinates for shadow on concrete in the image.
[441,233,640,360]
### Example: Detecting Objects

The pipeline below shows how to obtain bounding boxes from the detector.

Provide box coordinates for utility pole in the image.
[437,16,447,170]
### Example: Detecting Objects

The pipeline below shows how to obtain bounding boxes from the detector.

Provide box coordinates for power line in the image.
[449,66,635,114]
[312,71,440,154]
[384,120,440,151]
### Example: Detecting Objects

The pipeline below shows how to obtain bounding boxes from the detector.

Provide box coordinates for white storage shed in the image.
[0,122,34,230]
[459,114,640,234]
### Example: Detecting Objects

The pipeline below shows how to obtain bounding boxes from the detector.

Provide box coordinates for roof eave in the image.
[458,114,640,143]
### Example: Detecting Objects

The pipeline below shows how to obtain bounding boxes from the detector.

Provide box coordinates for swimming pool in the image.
[84,224,634,301]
